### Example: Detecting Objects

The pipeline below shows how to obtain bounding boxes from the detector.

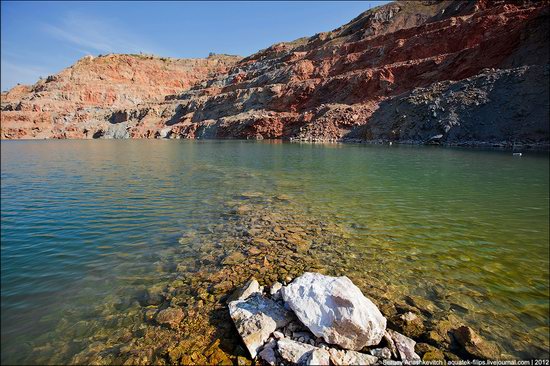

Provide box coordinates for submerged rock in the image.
[395,311,425,338]
[155,307,184,329]
[281,272,387,350]
[222,251,246,266]
[229,293,292,358]
[451,325,500,360]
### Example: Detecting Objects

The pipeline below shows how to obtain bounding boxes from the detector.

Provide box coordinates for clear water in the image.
[1,140,548,364]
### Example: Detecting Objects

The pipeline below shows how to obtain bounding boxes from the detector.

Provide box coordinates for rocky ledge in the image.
[228,272,500,365]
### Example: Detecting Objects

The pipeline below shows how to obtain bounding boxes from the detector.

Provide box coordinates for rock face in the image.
[281,272,387,350]
[0,54,240,139]
[3,1,547,147]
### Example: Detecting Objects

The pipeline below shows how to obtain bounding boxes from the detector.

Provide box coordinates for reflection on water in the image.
[1,140,548,364]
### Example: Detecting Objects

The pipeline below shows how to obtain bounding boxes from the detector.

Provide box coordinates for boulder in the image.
[451,325,500,360]
[387,329,421,363]
[416,342,447,361]
[281,272,386,350]
[277,338,329,365]
[229,293,292,358]
[328,348,378,365]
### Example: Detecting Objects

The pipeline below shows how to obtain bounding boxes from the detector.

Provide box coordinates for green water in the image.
[1,140,548,363]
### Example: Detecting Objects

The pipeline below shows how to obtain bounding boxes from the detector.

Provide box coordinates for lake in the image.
[1,140,548,364]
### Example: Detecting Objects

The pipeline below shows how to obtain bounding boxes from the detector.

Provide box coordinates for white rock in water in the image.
[229,293,292,358]
[277,338,329,365]
[270,281,283,300]
[387,329,421,363]
[228,278,261,302]
[328,348,378,366]
[281,272,387,350]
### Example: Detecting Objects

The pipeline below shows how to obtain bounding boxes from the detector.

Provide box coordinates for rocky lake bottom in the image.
[1,140,549,364]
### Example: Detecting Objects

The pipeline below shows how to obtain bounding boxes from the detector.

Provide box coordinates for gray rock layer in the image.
[357,65,550,147]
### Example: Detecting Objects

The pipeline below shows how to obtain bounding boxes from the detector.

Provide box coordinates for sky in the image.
[1,1,390,91]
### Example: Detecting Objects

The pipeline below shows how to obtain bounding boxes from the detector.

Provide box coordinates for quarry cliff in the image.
[1,0,548,147]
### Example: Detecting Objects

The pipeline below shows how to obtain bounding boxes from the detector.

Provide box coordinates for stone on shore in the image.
[281,272,387,350]
[383,330,399,359]
[328,348,378,365]
[387,329,421,363]
[370,347,392,359]
[229,293,292,358]
[305,349,331,366]
[258,339,277,366]
[277,338,329,365]
[270,282,283,300]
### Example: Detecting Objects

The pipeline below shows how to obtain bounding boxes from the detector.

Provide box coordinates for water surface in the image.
[1,140,548,363]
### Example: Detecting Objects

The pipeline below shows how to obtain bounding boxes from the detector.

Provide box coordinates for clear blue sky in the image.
[1,1,389,91]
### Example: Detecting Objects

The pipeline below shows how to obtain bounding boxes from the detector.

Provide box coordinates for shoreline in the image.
[1,137,549,152]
